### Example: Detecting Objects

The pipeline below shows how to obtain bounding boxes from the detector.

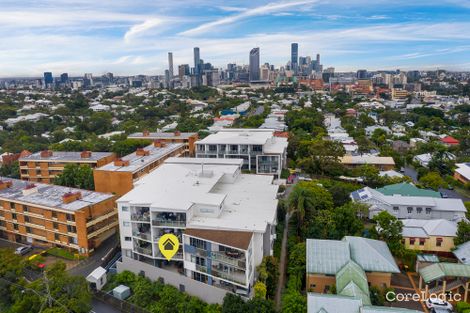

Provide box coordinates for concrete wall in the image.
[117,256,229,304]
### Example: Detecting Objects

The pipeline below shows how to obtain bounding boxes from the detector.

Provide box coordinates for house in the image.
[351,186,467,220]
[19,150,115,183]
[417,262,470,302]
[339,155,395,171]
[307,293,422,313]
[392,140,410,153]
[401,219,457,253]
[116,158,279,304]
[413,152,456,168]
[365,125,391,137]
[378,170,404,179]
[306,236,399,295]
[440,135,460,147]
[0,177,117,255]
[453,241,470,265]
[195,129,288,178]
[454,163,470,185]
[376,183,441,198]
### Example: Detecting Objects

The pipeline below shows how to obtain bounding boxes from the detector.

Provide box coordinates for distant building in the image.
[19,150,115,183]
[195,129,288,178]
[454,163,470,184]
[402,219,457,253]
[0,177,117,255]
[128,130,199,156]
[249,48,260,81]
[440,135,459,147]
[339,155,395,171]
[43,72,53,88]
[291,43,298,74]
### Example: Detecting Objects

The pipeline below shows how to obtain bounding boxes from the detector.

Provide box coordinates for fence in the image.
[94,290,151,313]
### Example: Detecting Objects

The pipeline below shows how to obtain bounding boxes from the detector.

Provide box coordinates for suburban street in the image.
[91,298,122,313]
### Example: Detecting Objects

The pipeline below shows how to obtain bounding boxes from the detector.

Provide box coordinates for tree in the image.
[298,139,345,176]
[222,294,246,313]
[257,256,279,299]
[331,203,365,238]
[286,243,306,291]
[281,290,307,313]
[54,164,94,190]
[112,139,151,157]
[253,282,267,299]
[419,171,445,191]
[455,221,470,246]
[372,211,404,256]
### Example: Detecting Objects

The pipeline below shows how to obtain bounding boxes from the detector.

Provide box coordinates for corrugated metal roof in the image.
[336,260,369,301]
[377,183,441,198]
[453,241,470,265]
[419,262,470,283]
[307,293,361,313]
[306,239,350,275]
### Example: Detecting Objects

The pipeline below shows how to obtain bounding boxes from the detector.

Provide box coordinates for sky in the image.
[1,0,470,77]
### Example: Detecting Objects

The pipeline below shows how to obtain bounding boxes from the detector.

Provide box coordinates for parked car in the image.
[425,298,453,311]
[15,246,33,255]
[440,192,449,198]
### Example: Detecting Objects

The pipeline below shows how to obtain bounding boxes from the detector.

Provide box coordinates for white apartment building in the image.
[116,158,279,303]
[195,129,288,178]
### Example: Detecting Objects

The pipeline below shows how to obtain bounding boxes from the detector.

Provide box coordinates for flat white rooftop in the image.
[20,151,113,162]
[196,129,276,145]
[118,157,278,233]
[128,132,196,139]
[95,143,183,173]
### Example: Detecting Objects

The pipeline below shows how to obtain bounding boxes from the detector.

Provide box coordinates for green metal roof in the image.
[362,307,423,313]
[419,262,470,283]
[377,183,441,198]
[336,260,370,302]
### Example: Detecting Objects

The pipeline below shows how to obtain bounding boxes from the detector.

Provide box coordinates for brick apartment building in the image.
[0,177,117,255]
[19,150,115,183]
[93,141,186,196]
[128,130,198,156]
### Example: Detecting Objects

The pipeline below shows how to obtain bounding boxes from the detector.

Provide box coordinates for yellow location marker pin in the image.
[158,233,179,261]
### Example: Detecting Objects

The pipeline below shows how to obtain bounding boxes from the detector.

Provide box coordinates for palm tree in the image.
[288,185,315,231]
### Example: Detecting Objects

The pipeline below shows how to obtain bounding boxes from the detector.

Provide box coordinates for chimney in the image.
[143,130,150,137]
[62,191,82,204]
[22,183,38,196]
[136,148,150,156]
[174,130,181,136]
[154,140,162,148]
[114,158,130,167]
[0,180,13,190]
[40,150,53,158]
[80,151,92,158]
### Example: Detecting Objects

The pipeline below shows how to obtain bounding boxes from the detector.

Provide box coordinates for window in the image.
[13,224,19,230]
[416,207,423,214]
[67,225,76,233]
[121,206,129,212]
[409,238,416,245]
[436,238,443,247]
[407,207,413,214]
[393,206,399,211]
[53,222,58,229]
[208,145,217,152]
[52,211,58,219]
[425,208,431,214]
[55,233,60,241]
[124,236,132,242]
[26,227,32,233]
[12,213,17,220]
[252,145,263,152]
[419,238,425,246]
[190,237,207,250]
[10,202,16,209]
[23,205,29,212]
[66,214,75,222]
[68,237,77,244]
[24,216,30,223]
[123,221,130,227]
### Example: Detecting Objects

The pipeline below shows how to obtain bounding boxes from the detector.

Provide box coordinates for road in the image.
[403,166,469,202]
[69,235,118,277]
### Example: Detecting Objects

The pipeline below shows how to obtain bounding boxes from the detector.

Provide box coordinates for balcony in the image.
[131,207,150,222]
[211,267,246,285]
[211,251,246,269]
[133,231,152,241]
[152,219,185,228]
[134,246,153,256]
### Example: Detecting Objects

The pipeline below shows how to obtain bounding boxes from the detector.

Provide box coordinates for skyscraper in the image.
[193,47,201,86]
[60,73,69,84]
[249,47,260,81]
[291,43,298,74]
[43,72,53,88]
[168,52,174,79]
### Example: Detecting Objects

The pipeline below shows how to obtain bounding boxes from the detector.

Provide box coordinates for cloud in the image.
[217,6,247,12]
[124,18,164,42]
[179,0,319,36]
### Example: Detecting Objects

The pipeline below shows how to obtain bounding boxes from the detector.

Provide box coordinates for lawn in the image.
[46,247,86,260]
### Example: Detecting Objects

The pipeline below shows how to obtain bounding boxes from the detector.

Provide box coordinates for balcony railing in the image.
[134,246,152,256]
[211,251,246,269]
[211,268,246,285]
[131,214,150,222]
[152,219,185,227]
[133,231,152,241]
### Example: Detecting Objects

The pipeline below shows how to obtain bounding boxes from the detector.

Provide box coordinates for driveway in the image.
[91,298,122,313]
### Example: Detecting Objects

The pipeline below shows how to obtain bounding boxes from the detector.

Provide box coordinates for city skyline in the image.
[1,0,470,77]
